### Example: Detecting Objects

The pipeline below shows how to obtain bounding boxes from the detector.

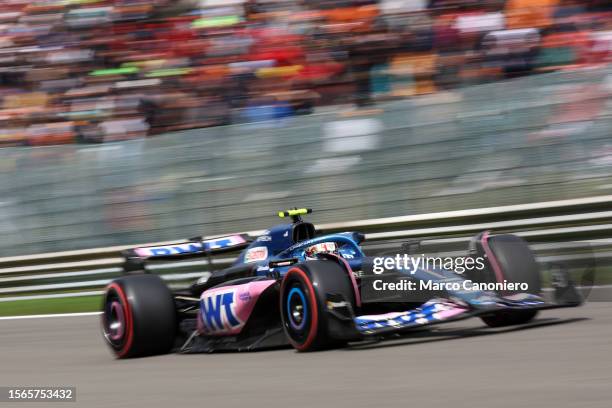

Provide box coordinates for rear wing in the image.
[122,234,251,272]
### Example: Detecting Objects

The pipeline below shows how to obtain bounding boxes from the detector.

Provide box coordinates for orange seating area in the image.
[0,0,610,147]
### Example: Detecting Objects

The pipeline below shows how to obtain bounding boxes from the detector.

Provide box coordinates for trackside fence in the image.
[1,195,611,302]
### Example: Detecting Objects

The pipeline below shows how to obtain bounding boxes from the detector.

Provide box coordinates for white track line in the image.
[0,312,101,321]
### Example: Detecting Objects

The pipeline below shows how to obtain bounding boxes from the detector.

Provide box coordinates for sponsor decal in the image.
[245,246,268,263]
[134,235,246,257]
[203,235,247,250]
[354,301,468,333]
[135,242,202,257]
[257,235,272,242]
[200,291,242,332]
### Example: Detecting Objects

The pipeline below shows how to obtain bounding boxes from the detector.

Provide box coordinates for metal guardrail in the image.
[1,195,611,302]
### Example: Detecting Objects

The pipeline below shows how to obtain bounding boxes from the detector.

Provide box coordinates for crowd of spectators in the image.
[0,0,611,147]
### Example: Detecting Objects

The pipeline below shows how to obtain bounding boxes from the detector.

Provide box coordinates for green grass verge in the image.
[0,295,102,317]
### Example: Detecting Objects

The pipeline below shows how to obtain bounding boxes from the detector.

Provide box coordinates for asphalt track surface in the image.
[1,303,610,408]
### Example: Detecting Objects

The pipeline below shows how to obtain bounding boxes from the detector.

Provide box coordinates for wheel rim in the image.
[287,287,308,330]
[108,301,125,341]
[103,291,127,348]
[282,275,315,347]
[281,268,321,351]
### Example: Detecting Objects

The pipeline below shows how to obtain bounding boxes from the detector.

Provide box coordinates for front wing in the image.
[350,286,583,337]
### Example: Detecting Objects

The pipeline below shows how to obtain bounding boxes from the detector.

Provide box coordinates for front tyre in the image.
[471,233,541,327]
[102,274,176,358]
[280,260,356,351]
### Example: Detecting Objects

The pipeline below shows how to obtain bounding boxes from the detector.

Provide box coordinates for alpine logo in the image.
[200,291,242,333]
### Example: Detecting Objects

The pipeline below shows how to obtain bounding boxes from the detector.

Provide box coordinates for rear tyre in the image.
[102,274,176,358]
[280,260,355,351]
[471,233,541,327]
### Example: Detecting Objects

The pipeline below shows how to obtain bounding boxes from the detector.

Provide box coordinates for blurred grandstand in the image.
[0,0,610,146]
[0,63,610,255]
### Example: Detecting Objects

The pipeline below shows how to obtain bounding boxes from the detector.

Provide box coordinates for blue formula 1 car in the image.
[101,209,583,358]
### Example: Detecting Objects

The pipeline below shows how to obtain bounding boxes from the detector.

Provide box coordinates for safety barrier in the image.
[1,195,610,302]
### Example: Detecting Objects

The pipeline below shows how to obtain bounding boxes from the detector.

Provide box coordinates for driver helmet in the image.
[305,242,338,259]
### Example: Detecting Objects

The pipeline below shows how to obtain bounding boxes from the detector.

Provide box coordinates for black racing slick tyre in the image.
[102,274,177,358]
[471,233,542,328]
[280,260,356,351]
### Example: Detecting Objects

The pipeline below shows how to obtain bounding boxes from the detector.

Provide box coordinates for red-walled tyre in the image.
[102,274,176,358]
[280,260,356,351]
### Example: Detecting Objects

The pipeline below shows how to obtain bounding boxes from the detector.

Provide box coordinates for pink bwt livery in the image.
[198,280,276,335]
